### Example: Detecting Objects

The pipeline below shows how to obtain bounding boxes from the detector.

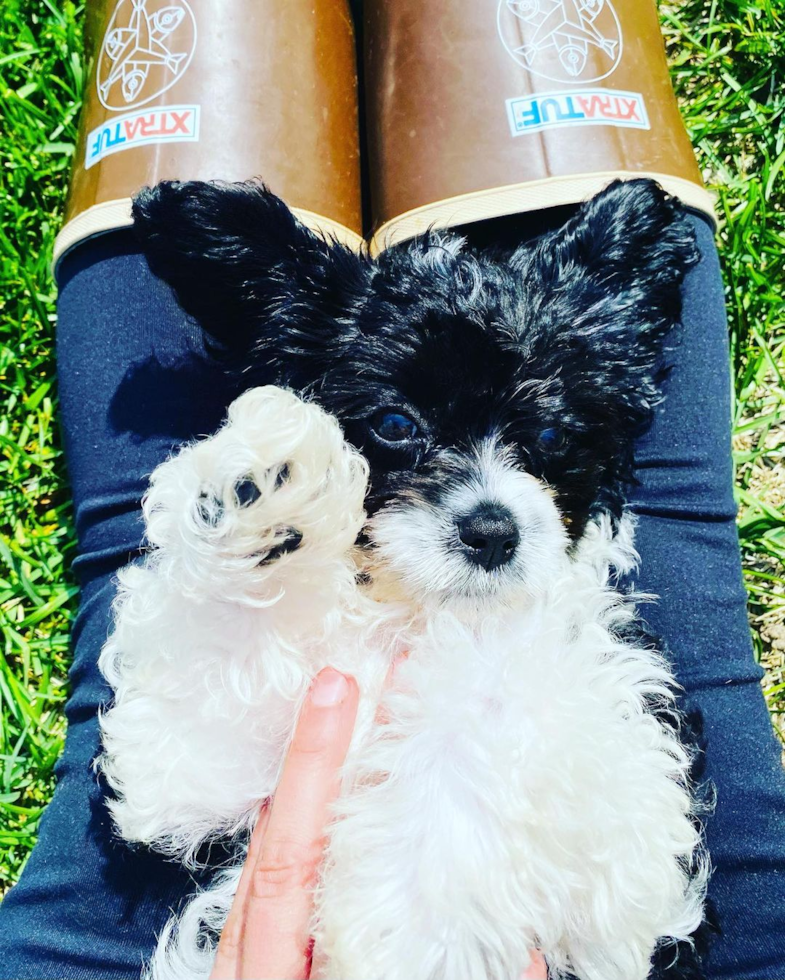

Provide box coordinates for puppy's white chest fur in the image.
[98,387,704,980]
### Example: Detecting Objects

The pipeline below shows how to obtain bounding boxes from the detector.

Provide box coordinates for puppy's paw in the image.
[143,386,369,602]
[216,386,368,559]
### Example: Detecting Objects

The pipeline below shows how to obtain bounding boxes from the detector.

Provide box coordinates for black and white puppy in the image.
[133,177,693,562]
[98,178,712,980]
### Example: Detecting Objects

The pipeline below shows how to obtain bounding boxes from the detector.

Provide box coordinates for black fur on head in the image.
[133,177,698,591]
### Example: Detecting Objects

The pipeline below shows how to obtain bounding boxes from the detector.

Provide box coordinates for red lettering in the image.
[140,115,166,136]
[576,95,610,118]
[166,111,190,134]
[576,95,641,122]
[122,110,193,143]
[123,114,155,139]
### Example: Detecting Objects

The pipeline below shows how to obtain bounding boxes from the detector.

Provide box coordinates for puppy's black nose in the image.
[457,505,519,571]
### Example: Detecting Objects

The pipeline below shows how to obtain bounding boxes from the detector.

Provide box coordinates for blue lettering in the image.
[539,97,585,123]
[90,123,126,162]
[105,123,126,148]
[516,99,541,129]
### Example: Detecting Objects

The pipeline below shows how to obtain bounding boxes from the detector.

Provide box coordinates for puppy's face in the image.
[133,178,698,608]
[316,264,588,606]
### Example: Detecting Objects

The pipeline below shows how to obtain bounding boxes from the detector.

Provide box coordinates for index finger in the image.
[209,805,270,980]
[240,667,359,979]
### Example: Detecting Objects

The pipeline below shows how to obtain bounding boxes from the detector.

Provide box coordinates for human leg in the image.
[464,209,785,978]
[0,234,238,979]
[629,213,785,979]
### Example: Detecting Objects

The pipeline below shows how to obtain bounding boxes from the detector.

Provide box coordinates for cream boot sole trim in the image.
[369,172,716,255]
[53,199,364,278]
[52,199,134,276]
[290,209,365,252]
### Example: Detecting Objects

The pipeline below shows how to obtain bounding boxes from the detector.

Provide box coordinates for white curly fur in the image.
[98,386,706,980]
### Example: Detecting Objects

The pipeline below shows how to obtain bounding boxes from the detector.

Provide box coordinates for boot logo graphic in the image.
[96,0,197,111]
[497,0,622,84]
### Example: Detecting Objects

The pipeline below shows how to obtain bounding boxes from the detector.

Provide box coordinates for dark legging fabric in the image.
[0,214,784,979]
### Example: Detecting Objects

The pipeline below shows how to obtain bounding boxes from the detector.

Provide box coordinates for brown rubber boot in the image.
[364,0,713,252]
[54,0,363,274]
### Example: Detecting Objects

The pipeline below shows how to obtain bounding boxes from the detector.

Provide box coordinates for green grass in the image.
[0,0,84,892]
[0,0,783,894]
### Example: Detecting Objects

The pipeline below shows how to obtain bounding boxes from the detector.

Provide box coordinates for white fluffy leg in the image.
[98,386,369,857]
[316,596,705,980]
[144,862,244,980]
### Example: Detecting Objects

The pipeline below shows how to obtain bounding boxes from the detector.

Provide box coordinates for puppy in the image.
[98,178,711,980]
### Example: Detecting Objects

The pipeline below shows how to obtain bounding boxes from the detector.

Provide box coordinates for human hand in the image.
[209,664,547,979]
[209,667,359,980]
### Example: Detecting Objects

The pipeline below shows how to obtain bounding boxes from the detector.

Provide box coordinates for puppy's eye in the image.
[371,410,419,444]
[538,427,564,449]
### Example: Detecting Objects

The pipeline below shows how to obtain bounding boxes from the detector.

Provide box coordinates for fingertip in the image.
[291,668,359,756]
[307,667,359,715]
[310,667,351,707]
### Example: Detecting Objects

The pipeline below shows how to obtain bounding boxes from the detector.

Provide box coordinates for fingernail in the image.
[310,667,350,707]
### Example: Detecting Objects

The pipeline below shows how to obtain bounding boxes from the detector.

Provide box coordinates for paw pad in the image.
[196,491,224,527]
[257,527,303,565]
[275,463,292,488]
[234,476,261,508]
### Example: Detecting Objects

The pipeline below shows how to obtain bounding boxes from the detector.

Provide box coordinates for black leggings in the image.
[0,212,784,978]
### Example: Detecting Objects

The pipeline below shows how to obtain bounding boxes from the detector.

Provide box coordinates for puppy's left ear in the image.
[514,179,700,429]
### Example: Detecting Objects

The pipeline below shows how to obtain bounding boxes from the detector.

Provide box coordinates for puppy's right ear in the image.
[132,180,367,356]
